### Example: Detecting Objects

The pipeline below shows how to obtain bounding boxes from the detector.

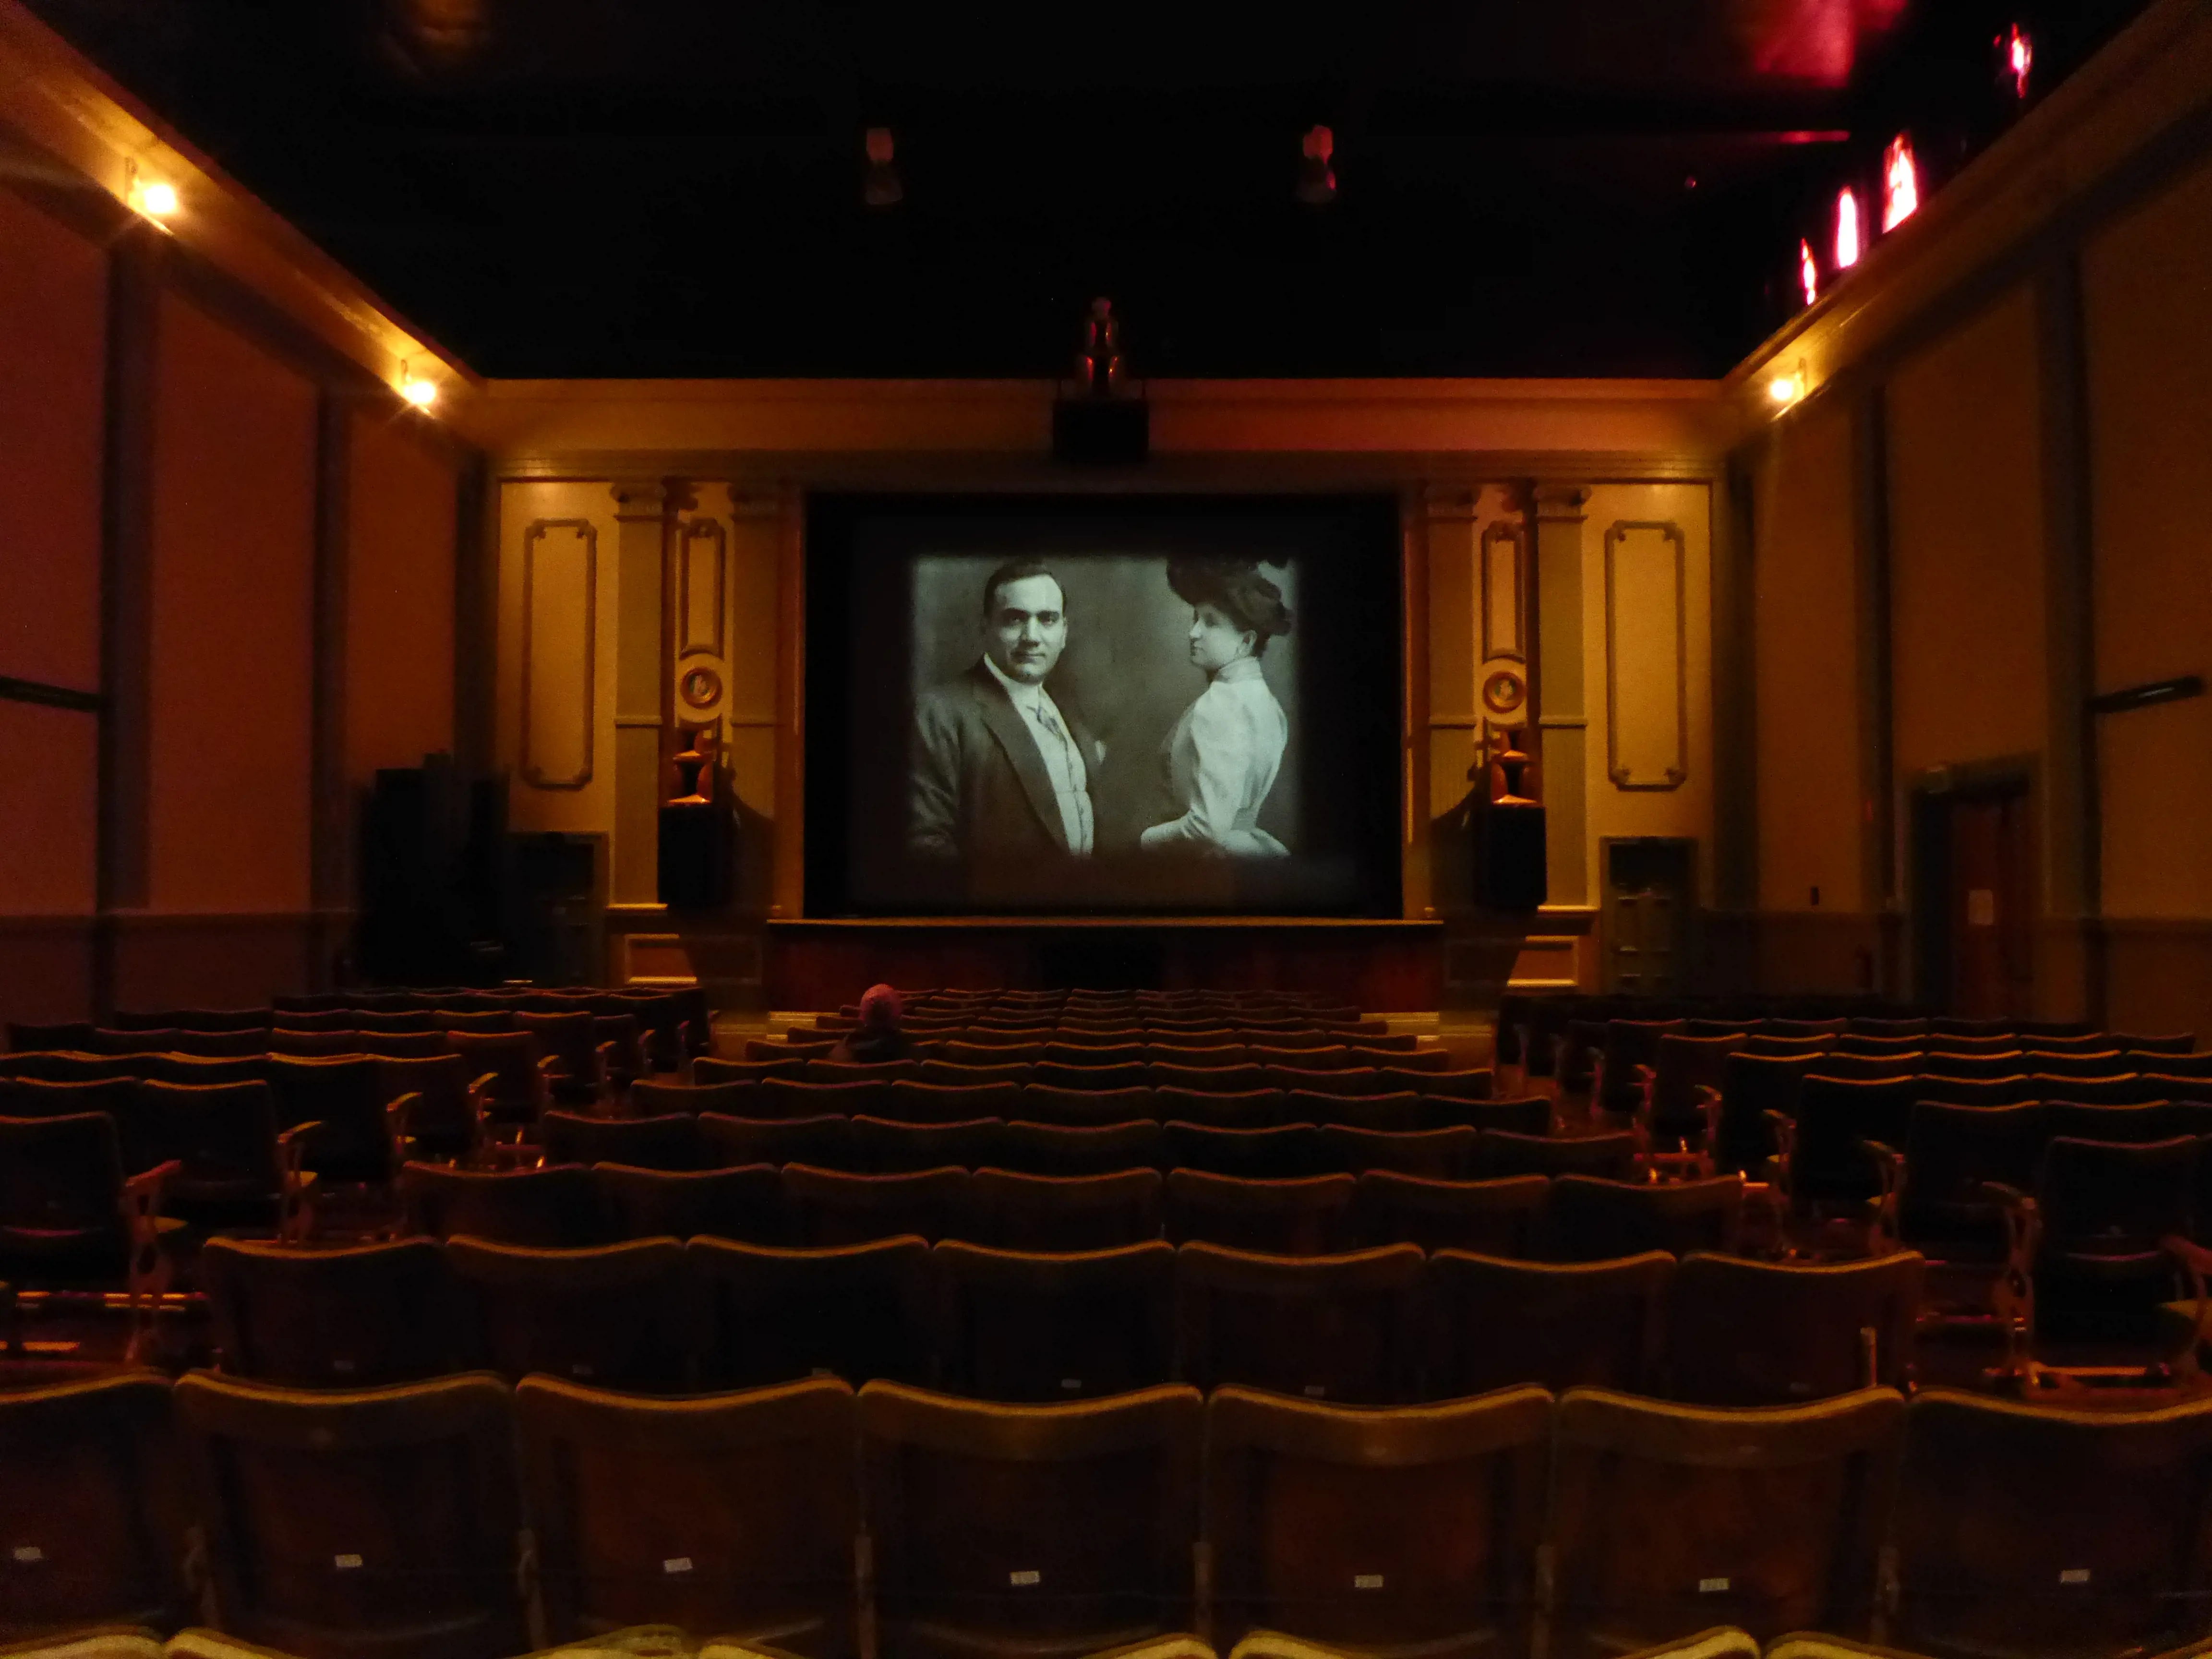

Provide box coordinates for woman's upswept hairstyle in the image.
[1166,558,1294,654]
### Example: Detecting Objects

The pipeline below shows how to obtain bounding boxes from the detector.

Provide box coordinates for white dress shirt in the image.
[984,654,1094,854]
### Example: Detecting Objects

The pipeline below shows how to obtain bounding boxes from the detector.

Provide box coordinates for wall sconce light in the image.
[1799,239,1820,308]
[125,160,178,223]
[864,128,902,208]
[1834,186,1862,270]
[399,363,439,409]
[2000,24,2033,99]
[1298,125,1336,206]
[1881,134,1919,232]
[1767,360,1808,409]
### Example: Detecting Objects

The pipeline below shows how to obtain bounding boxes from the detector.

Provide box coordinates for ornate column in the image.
[608,478,678,910]
[1530,482,1591,907]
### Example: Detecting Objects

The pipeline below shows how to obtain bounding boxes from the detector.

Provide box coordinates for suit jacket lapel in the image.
[969,663,1070,852]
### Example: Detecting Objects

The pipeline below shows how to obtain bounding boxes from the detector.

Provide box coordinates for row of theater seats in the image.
[1501,996,1964,1068]
[398,1157,1746,1258]
[6,987,710,1060]
[6,1368,2207,1659]
[191,1226,1919,1404]
[559,1107,1619,1184]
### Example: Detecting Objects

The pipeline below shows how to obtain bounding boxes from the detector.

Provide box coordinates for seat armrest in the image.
[2163,1234,2212,1379]
[1859,1136,1906,1254]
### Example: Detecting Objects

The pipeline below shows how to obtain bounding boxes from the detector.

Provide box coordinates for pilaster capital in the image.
[609,477,689,520]
[1529,483,1591,522]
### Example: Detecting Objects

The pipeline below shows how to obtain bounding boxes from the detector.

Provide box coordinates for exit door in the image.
[1601,838,1695,996]
[1912,781,2034,1019]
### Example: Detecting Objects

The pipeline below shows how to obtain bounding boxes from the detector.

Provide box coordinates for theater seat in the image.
[1662,1251,1924,1406]
[445,1235,692,1391]
[960,1166,1164,1251]
[204,1236,459,1387]
[689,1234,934,1387]
[1173,1241,1423,1404]
[0,1372,193,1641]
[514,1374,860,1649]
[1890,1388,2212,1659]
[175,1369,530,1659]
[1547,1385,1904,1654]
[1204,1382,1551,1656]
[1166,1171,1357,1254]
[1421,1250,1673,1396]
[593,1160,786,1243]
[859,1380,1202,1659]
[933,1238,1177,1401]
[1353,1171,1548,1256]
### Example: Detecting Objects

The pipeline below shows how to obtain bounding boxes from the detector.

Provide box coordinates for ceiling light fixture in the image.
[399,364,439,409]
[1834,186,1863,270]
[1768,362,1807,409]
[1881,135,1919,232]
[1298,125,1336,206]
[864,128,902,208]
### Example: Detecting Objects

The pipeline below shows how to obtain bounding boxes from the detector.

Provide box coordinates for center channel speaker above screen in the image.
[805,493,1404,917]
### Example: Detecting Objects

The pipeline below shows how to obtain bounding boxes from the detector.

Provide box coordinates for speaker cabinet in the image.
[1052,398,1148,464]
[658,801,729,910]
[1475,800,1548,911]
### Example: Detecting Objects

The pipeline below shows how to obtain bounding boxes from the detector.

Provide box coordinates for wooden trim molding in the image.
[517,517,598,791]
[1603,518,1690,791]
[0,673,100,712]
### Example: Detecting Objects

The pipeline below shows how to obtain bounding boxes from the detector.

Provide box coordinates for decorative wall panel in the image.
[1480,520,1526,663]
[678,518,727,659]
[520,518,597,790]
[1604,520,1688,790]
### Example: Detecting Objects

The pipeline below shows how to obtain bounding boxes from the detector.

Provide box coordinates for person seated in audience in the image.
[830,984,914,1063]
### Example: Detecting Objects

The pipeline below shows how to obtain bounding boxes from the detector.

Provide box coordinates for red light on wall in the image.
[1835,187,1862,269]
[1882,135,1919,231]
[2002,24,2033,98]
[1800,239,1819,307]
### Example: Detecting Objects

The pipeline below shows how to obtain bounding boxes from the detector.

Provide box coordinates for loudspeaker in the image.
[658,801,729,910]
[1475,800,1548,911]
[1052,397,1148,464]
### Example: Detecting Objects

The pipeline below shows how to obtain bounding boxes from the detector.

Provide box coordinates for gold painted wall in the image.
[1751,401,1862,917]
[2082,149,2212,1038]
[346,410,458,781]
[0,183,102,954]
[1886,286,2048,786]
[145,289,318,915]
[0,183,104,695]
[1580,481,1717,909]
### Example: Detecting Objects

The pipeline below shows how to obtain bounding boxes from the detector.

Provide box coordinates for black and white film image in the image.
[810,494,1402,916]
[907,553,1303,874]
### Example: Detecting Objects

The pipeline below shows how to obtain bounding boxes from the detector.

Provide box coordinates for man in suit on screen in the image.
[909,558,1103,864]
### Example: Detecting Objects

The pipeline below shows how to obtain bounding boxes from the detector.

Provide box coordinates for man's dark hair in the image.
[981,558,1065,619]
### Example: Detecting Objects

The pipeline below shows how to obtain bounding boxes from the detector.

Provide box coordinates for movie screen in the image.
[805,494,1402,915]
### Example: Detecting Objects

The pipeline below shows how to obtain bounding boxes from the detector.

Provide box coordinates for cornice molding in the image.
[0,0,477,401]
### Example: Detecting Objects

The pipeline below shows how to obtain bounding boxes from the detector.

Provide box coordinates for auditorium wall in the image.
[1733,0,2212,1032]
[2081,149,2212,1040]
[0,180,104,1022]
[0,164,475,1025]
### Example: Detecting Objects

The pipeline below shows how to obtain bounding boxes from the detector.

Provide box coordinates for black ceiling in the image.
[24,0,2151,379]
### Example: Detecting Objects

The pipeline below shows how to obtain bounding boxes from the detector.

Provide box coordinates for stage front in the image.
[766,917,1444,1011]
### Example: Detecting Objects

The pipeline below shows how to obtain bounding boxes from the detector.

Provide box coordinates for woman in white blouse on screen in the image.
[1139,559,1294,857]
